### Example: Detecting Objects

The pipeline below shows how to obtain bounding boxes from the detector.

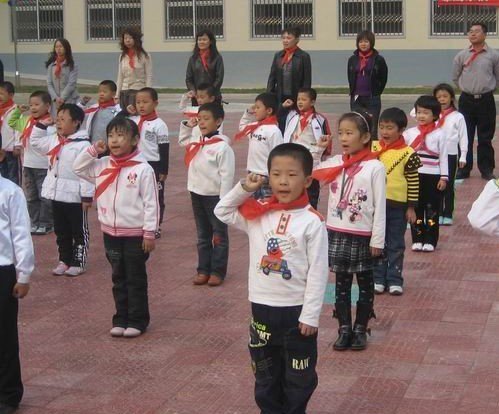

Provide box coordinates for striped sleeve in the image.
[405,152,422,206]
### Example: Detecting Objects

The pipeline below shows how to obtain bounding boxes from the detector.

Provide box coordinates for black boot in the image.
[332,302,352,351]
[351,302,376,351]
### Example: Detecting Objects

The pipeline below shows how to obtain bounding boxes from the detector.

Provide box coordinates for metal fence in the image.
[339,0,404,37]
[14,0,64,42]
[165,0,224,39]
[431,0,497,36]
[87,0,142,40]
[251,0,313,38]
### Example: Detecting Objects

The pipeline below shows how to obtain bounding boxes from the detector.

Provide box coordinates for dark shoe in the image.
[34,226,53,235]
[481,172,496,180]
[351,324,370,351]
[332,302,352,350]
[0,403,18,414]
[456,169,470,180]
[155,229,162,239]
[207,274,224,287]
[193,273,209,285]
[333,325,353,351]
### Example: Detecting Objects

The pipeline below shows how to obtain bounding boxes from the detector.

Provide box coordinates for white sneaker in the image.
[422,244,435,252]
[64,266,85,277]
[411,243,423,251]
[110,327,125,337]
[389,285,404,296]
[374,283,385,294]
[123,327,142,338]
[52,261,69,276]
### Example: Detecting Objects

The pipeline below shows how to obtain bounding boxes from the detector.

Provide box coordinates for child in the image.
[236,92,284,199]
[433,83,468,225]
[403,95,448,252]
[31,104,94,276]
[9,91,54,235]
[282,87,332,209]
[215,143,329,414]
[313,111,385,351]
[73,117,159,338]
[0,81,21,185]
[129,87,169,237]
[0,171,34,414]
[179,103,234,286]
[372,108,422,296]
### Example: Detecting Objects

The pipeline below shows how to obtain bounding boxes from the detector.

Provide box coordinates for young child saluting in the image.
[313,111,385,351]
[215,143,329,414]
[282,87,332,209]
[236,92,284,199]
[372,108,422,296]
[403,95,448,252]
[73,117,159,338]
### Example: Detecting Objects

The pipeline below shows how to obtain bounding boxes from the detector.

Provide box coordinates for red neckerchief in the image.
[184,135,223,166]
[47,135,69,167]
[234,115,278,141]
[281,46,299,66]
[239,191,309,220]
[436,107,456,128]
[358,50,374,74]
[312,148,377,184]
[199,49,211,72]
[84,100,116,114]
[21,113,51,147]
[94,150,141,199]
[375,136,408,156]
[464,46,485,68]
[410,123,437,151]
[127,49,135,69]
[138,112,158,135]
[299,109,315,132]
[0,99,15,128]
[54,56,65,78]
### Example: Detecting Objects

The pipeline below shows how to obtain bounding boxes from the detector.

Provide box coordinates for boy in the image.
[215,143,329,413]
[179,102,234,287]
[0,81,20,185]
[129,87,169,237]
[0,170,34,414]
[31,104,94,276]
[73,117,159,338]
[282,87,332,209]
[236,92,284,199]
[372,108,422,295]
[403,96,448,252]
[9,90,54,235]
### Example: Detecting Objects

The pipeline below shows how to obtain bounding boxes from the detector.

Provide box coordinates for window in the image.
[165,0,224,40]
[13,0,64,42]
[87,0,142,41]
[339,0,404,37]
[251,0,313,38]
[431,0,497,36]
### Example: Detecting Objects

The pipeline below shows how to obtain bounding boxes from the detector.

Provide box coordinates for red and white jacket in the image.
[73,146,159,240]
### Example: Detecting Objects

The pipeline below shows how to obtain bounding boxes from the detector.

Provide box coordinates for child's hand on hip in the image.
[242,173,265,192]
[299,322,318,336]
[13,283,29,299]
[437,179,447,191]
[142,238,155,253]
[94,140,107,154]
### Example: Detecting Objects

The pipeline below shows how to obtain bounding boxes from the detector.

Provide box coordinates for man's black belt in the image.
[461,91,494,100]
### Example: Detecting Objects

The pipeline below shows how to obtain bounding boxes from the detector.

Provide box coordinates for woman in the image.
[267,26,312,132]
[46,38,79,117]
[116,27,152,109]
[347,30,388,139]
[185,29,224,104]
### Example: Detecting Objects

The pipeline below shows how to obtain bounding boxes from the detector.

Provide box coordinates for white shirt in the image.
[130,116,169,162]
[1,104,17,151]
[439,110,468,160]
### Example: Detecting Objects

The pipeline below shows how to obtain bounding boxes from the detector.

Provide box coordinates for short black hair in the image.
[196,83,216,97]
[137,87,158,101]
[282,26,301,38]
[298,87,317,101]
[255,92,278,115]
[0,81,15,95]
[99,80,117,93]
[433,83,456,109]
[106,116,139,146]
[470,22,487,34]
[57,103,85,125]
[268,143,313,176]
[30,90,52,105]
[414,95,441,120]
[379,107,408,130]
[198,102,224,121]
[356,30,375,49]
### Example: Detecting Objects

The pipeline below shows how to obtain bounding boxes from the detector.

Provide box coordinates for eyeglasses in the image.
[468,30,484,34]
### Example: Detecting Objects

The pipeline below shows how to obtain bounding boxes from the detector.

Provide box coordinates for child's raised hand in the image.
[282,99,294,108]
[437,179,447,191]
[126,104,137,115]
[299,322,318,337]
[186,117,198,128]
[82,96,92,105]
[317,135,332,149]
[142,238,155,253]
[247,104,256,114]
[94,140,107,154]
[12,282,29,299]
[187,90,196,99]
[18,104,29,112]
[242,173,265,192]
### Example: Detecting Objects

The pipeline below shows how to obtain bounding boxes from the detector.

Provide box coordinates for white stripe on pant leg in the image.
[81,209,90,269]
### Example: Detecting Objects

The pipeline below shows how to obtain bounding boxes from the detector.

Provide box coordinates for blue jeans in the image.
[373,204,407,287]
[190,192,229,278]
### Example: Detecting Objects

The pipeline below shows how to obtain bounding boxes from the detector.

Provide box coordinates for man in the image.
[452,22,499,180]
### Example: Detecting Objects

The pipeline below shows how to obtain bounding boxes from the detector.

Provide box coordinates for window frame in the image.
[11,0,64,43]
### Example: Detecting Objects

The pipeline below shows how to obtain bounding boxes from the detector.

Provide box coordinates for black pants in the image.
[442,154,458,219]
[335,270,374,307]
[307,179,320,210]
[350,95,382,139]
[249,303,318,414]
[410,174,442,246]
[149,161,165,225]
[0,152,21,186]
[190,192,229,278]
[103,234,150,331]
[0,265,23,408]
[52,201,89,267]
[458,92,496,175]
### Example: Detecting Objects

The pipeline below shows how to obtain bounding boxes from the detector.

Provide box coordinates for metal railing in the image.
[14,0,64,42]
[339,0,404,37]
[251,0,313,38]
[165,0,224,39]
[431,0,497,36]
[87,0,142,41]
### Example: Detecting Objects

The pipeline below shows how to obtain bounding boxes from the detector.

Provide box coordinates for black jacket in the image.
[185,53,224,95]
[347,49,388,97]
[267,48,312,103]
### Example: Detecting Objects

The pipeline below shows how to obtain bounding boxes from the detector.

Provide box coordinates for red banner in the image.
[438,0,499,5]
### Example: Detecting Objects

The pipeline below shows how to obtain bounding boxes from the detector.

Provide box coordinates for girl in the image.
[313,112,386,351]
[433,83,468,225]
